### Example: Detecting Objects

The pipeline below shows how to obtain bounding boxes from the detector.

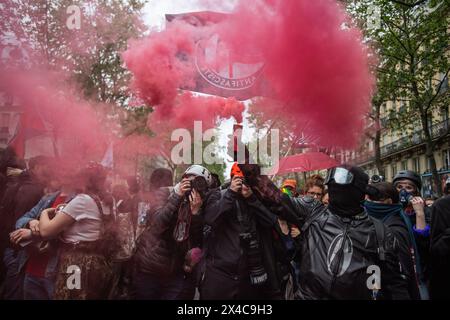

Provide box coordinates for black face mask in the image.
[326,166,368,217]
[328,183,365,217]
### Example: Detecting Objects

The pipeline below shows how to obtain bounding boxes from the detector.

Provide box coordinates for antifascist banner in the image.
[166,11,269,101]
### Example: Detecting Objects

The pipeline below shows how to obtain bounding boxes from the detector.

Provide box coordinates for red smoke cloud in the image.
[220,0,374,148]
[123,19,245,137]
[124,0,373,149]
[0,68,110,162]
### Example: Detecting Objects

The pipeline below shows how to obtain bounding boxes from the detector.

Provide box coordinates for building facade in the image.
[351,88,450,197]
[0,93,21,148]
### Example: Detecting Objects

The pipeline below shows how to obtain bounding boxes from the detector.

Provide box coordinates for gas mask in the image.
[399,189,413,208]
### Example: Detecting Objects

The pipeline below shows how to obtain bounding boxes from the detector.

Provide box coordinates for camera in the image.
[239,232,268,285]
[370,174,384,184]
[188,176,209,199]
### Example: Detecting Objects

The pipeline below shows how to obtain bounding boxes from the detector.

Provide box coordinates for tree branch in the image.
[425,67,450,112]
[388,0,428,8]
[381,16,413,57]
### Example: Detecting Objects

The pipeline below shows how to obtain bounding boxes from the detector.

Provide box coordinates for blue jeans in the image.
[23,274,55,300]
[2,248,24,300]
[132,271,195,300]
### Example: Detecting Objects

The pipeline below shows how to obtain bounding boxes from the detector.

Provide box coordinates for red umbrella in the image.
[270,152,339,175]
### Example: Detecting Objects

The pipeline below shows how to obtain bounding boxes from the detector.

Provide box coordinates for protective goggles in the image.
[325,167,354,185]
[325,167,368,192]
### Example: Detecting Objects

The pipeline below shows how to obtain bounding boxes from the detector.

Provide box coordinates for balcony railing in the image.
[380,119,449,157]
[353,153,375,164]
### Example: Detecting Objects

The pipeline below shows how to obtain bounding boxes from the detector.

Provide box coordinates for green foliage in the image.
[347,0,449,131]
[10,0,147,109]
[346,0,450,194]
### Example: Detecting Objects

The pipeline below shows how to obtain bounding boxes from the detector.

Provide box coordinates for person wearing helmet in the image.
[392,170,428,233]
[132,165,210,300]
[282,165,409,299]
[392,170,430,295]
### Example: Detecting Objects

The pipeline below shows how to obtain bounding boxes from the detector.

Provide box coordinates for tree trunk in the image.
[294,172,302,195]
[374,101,384,177]
[410,54,442,196]
[374,129,384,177]
[421,114,442,196]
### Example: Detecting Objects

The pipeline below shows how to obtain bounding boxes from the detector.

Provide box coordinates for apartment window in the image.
[413,157,421,173]
[444,149,450,170]
[426,157,432,172]
[401,160,408,171]
[438,73,449,94]
[391,164,397,177]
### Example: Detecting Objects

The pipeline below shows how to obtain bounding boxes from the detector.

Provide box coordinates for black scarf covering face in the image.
[327,165,369,217]
[327,183,365,217]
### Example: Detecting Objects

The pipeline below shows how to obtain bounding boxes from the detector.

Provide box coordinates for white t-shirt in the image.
[60,194,102,244]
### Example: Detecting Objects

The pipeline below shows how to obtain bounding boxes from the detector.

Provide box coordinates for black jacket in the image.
[134,188,203,277]
[405,206,431,281]
[284,196,410,300]
[202,188,297,296]
[429,195,450,299]
[0,171,44,247]
[380,214,421,299]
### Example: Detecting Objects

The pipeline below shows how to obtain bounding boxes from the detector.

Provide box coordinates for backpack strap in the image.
[86,193,104,216]
[369,216,386,262]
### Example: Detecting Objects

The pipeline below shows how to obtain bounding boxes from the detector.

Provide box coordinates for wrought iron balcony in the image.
[380,119,449,157]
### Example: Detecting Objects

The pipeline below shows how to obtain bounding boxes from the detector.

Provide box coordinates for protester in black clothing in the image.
[0,155,51,299]
[210,173,222,189]
[393,170,431,297]
[364,182,421,299]
[200,163,294,300]
[281,165,410,299]
[429,195,450,300]
[0,150,24,285]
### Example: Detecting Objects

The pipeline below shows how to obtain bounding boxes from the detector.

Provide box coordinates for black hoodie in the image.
[430,195,450,299]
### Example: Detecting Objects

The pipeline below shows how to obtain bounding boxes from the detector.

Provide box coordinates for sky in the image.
[143,0,237,30]
[142,0,255,177]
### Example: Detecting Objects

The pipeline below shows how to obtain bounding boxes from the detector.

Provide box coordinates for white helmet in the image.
[183,165,212,186]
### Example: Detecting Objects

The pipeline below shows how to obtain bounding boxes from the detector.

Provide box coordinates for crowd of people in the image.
[0,147,449,300]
